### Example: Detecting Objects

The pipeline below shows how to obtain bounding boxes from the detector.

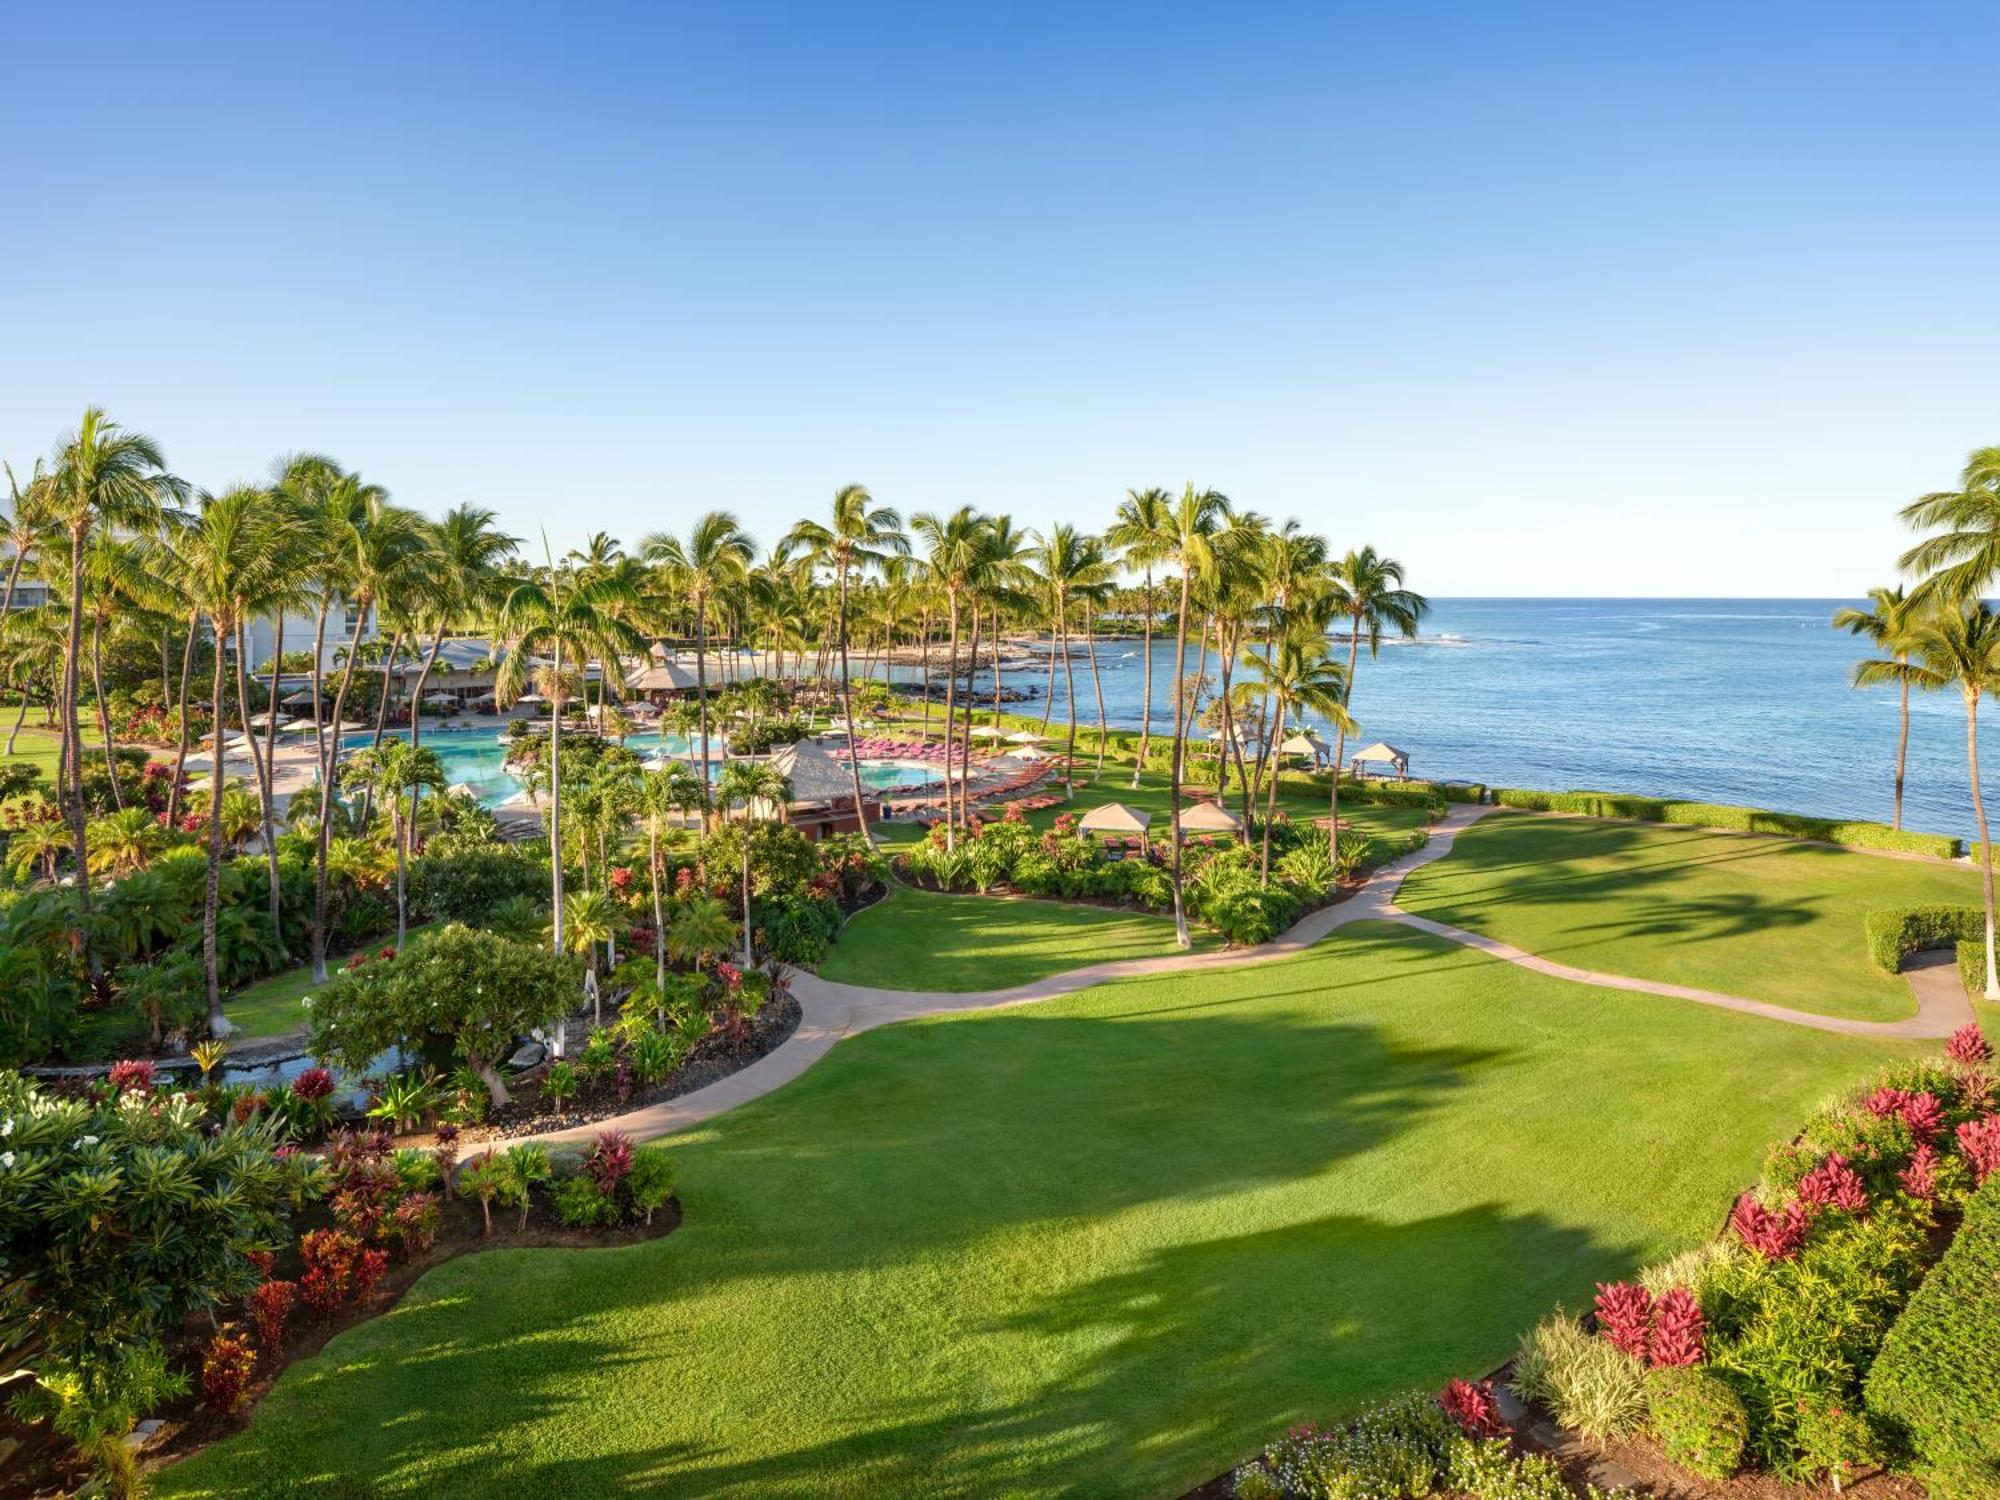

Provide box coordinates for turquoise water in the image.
[346,731,938,808]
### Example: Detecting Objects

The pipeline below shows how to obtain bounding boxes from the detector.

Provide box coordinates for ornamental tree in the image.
[305,923,580,1107]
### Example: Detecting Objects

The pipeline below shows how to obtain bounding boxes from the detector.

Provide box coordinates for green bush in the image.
[753,892,841,965]
[1490,789,1962,858]
[1510,1310,1648,1441]
[1863,904,1984,975]
[1865,1172,2000,1499]
[408,845,548,924]
[1956,938,1994,998]
[1646,1366,1748,1480]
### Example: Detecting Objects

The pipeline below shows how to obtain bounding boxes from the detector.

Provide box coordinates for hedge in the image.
[1490,788,1962,859]
[1863,905,1986,975]
[1864,1172,2000,1498]
[1955,938,1998,999]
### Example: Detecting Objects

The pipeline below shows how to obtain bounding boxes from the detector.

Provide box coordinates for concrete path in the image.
[500,803,1972,1153]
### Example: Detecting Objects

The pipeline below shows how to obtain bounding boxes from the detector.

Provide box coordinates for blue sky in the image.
[3,1,1995,595]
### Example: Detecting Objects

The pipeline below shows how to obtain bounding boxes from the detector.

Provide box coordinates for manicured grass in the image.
[220,923,444,1039]
[818,884,1218,990]
[1397,811,1986,1022]
[160,923,1910,1499]
[870,764,1429,852]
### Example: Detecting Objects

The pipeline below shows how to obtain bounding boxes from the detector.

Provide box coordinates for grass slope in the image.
[818,885,1217,991]
[1397,811,1985,1022]
[161,923,1906,1500]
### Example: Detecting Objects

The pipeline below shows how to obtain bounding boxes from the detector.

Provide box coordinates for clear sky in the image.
[3,1,1995,595]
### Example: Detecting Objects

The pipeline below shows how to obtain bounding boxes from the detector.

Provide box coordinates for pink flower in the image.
[1947,1023,1994,1066]
[1593,1281,1653,1360]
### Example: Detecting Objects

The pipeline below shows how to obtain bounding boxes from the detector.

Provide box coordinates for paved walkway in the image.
[501,804,1974,1153]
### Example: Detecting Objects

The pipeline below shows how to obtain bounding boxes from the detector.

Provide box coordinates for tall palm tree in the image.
[909,507,988,849]
[343,740,445,949]
[1031,525,1114,797]
[716,760,792,970]
[1327,546,1427,782]
[45,408,183,948]
[308,481,431,981]
[1106,486,1172,788]
[1161,484,1237,948]
[408,504,520,748]
[1240,632,1355,884]
[172,486,307,1034]
[783,486,907,848]
[1897,446,2000,605]
[272,454,358,781]
[496,554,648,955]
[1833,586,1928,831]
[1856,603,2000,997]
[635,762,704,989]
[641,512,756,814]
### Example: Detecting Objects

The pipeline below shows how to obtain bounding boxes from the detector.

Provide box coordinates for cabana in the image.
[446,782,479,800]
[625,661,699,702]
[1349,741,1410,780]
[763,738,881,840]
[280,690,321,708]
[1079,800,1152,854]
[1178,799,1243,834]
[1278,730,1331,766]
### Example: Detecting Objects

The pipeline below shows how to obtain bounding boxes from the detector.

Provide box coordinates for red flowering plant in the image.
[1957,1114,2000,1183]
[1592,1281,1653,1359]
[1439,1377,1507,1437]
[1795,1151,1869,1214]
[1730,1193,1810,1260]
[1648,1287,1706,1367]
[1898,1142,1940,1200]
[250,1278,297,1348]
[609,865,636,893]
[105,1059,157,1097]
[1947,1022,1992,1066]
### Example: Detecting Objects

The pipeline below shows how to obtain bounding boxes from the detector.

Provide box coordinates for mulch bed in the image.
[1593,1434,1924,1499]
[0,1192,682,1500]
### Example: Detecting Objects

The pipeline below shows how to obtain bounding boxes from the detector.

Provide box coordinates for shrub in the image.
[1645,1366,1747,1480]
[1730,1193,1809,1260]
[626,1145,677,1225]
[1948,1021,1994,1065]
[752,891,841,966]
[552,1174,622,1228]
[1438,1377,1505,1437]
[1592,1280,1652,1360]
[407,845,549,925]
[1864,1172,2000,1499]
[1960,1115,2000,1183]
[200,1333,257,1414]
[1253,1390,1455,1500]
[1441,1435,1590,1500]
[1793,1394,1882,1492]
[1510,1311,1648,1440]
[1648,1286,1706,1367]
[250,1278,296,1349]
[1865,904,1984,974]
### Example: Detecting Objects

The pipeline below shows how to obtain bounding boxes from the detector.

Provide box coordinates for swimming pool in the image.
[342,731,940,808]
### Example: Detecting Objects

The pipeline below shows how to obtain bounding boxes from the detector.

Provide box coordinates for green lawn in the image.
[818,885,1218,990]
[160,923,1909,1499]
[220,923,443,1039]
[871,764,1429,852]
[1397,811,1985,1022]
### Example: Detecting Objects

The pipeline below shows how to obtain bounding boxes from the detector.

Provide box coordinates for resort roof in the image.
[626,662,699,692]
[1078,801,1152,835]
[1279,731,1329,756]
[1351,741,1408,764]
[766,738,860,805]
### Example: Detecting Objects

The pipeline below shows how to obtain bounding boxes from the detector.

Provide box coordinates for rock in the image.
[122,1418,164,1451]
[506,1041,546,1071]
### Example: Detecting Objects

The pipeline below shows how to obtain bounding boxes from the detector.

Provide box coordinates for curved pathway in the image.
[502,805,1973,1153]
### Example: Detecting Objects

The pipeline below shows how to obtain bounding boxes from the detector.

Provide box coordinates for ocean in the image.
[919,599,1984,841]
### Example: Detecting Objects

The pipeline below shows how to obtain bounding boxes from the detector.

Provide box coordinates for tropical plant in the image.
[1326,544,1427,783]
[342,740,446,947]
[715,760,792,969]
[639,511,756,815]
[1834,586,1928,831]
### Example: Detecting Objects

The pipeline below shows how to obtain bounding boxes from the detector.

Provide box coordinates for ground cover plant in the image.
[1396,810,1986,1021]
[156,922,1909,1499]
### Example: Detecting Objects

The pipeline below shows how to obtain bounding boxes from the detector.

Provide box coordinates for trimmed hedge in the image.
[1864,1172,2000,1498]
[1491,788,1962,859]
[1863,905,1985,975]
[1956,938,1997,999]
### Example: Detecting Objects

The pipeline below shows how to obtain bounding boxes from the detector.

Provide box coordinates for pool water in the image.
[344,730,938,808]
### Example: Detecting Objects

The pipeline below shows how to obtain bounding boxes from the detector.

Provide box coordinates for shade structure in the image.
[766,738,861,805]
[625,662,698,694]
[281,690,320,707]
[969,724,1006,739]
[1350,741,1409,777]
[423,693,456,707]
[446,782,478,799]
[514,693,547,705]
[246,713,291,729]
[1078,801,1152,836]
[1004,729,1043,744]
[1011,746,1049,762]
[1179,799,1243,832]
[1280,731,1328,757]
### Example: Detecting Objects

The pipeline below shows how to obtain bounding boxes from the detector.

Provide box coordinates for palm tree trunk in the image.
[61,527,92,941]
[1968,690,1998,999]
[1260,696,1287,888]
[392,798,407,950]
[1085,601,1108,773]
[6,693,29,757]
[1894,673,1910,831]
[918,607,933,736]
[1168,570,1192,949]
[1334,618,1361,782]
[990,627,1004,729]
[550,637,566,956]
[166,615,198,827]
[1057,594,1077,798]
[203,617,231,1036]
[962,603,983,833]
[234,620,287,956]
[650,817,666,992]
[89,618,123,811]
[1038,628,1056,733]
[309,598,331,781]
[695,597,712,817]
[369,629,403,751]
[1215,620,1237,798]
[1133,572,1153,789]
[941,592,961,851]
[313,607,371,983]
[741,836,754,970]
[410,627,447,750]
[836,562,874,848]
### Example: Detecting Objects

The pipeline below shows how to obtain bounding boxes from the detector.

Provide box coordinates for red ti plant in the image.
[1593,1281,1653,1360]
[1731,1194,1809,1260]
[201,1334,258,1413]
[1796,1152,1869,1214]
[1900,1091,1945,1141]
[585,1130,634,1195]
[1899,1142,1940,1200]
[1648,1287,1705,1368]
[1947,1023,1993,1065]
[106,1059,156,1096]
[1439,1377,1507,1437]
[1957,1115,2000,1184]
[250,1279,297,1349]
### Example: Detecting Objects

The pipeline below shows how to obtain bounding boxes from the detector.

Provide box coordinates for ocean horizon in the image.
[915,597,1984,841]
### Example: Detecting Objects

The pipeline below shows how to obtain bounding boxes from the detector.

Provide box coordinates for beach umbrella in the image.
[1004,729,1043,744]
[1079,800,1153,854]
[281,690,320,707]
[423,693,455,708]
[969,725,1006,739]
[447,782,479,799]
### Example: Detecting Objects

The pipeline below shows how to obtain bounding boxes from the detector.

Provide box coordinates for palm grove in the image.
[0,406,1426,1064]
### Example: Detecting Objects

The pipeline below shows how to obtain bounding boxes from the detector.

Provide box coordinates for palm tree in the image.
[343,740,445,948]
[635,762,703,989]
[1327,546,1427,783]
[562,889,622,1026]
[1161,485,1238,948]
[1833,587,1928,831]
[783,486,907,848]
[1030,525,1113,797]
[909,507,988,848]
[1856,602,2000,997]
[715,760,792,970]
[45,408,184,948]
[84,807,166,878]
[1897,447,2000,605]
[408,504,520,749]
[496,553,648,955]
[641,512,756,816]
[306,481,431,980]
[1106,487,1172,788]
[7,820,70,883]
[1239,632,1355,884]
[667,896,735,973]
